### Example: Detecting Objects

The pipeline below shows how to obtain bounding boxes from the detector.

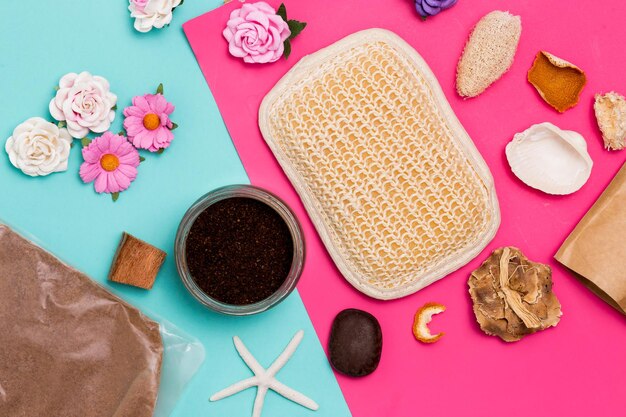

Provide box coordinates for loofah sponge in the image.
[456,11,521,98]
[259,29,500,300]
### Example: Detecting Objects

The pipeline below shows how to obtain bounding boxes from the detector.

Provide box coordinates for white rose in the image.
[49,71,117,139]
[5,117,72,177]
[129,0,182,33]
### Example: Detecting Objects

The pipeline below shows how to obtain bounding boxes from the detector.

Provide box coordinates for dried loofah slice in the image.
[259,29,500,300]
[594,92,626,150]
[468,247,562,342]
[456,11,521,98]
[528,51,587,113]
[412,302,446,343]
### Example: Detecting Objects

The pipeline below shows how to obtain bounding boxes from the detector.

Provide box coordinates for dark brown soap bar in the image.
[329,308,382,377]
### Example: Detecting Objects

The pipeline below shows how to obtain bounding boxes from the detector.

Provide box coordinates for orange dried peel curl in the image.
[528,51,586,113]
[412,302,446,343]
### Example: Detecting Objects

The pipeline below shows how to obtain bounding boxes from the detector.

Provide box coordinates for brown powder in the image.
[0,225,163,417]
[185,197,294,305]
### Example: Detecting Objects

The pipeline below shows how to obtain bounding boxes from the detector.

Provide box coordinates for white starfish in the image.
[210,330,319,417]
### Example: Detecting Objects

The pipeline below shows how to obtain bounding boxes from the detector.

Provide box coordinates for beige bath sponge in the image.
[594,92,626,150]
[259,29,500,300]
[457,11,522,98]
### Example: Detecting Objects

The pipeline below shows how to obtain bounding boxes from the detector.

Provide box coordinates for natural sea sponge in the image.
[456,11,522,98]
[468,247,562,342]
[594,91,626,150]
[528,51,587,113]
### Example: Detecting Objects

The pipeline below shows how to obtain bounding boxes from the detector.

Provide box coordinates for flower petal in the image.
[94,172,108,193]
[79,162,102,183]
[123,105,145,118]
[133,95,151,112]
[117,163,138,180]
[113,169,132,191]
[107,172,120,193]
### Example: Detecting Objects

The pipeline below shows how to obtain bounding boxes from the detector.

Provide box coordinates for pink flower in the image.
[130,0,149,12]
[223,2,291,64]
[49,72,117,139]
[123,93,175,152]
[80,132,140,194]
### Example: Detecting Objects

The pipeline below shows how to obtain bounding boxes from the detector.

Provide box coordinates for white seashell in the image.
[505,122,593,195]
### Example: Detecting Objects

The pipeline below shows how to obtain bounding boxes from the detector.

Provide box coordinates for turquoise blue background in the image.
[0,1,350,416]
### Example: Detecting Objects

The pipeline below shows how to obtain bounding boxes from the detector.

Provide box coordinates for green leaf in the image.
[420,15,427,21]
[276,3,287,21]
[118,130,125,136]
[179,0,184,6]
[111,192,120,202]
[156,148,165,154]
[283,39,292,59]
[54,86,60,91]
[287,20,307,40]
[139,156,146,162]
[57,121,66,128]
[70,142,75,148]
[156,83,164,95]
[112,104,117,111]
[81,137,92,147]
[171,122,178,130]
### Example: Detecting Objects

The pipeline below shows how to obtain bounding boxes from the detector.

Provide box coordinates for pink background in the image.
[184,1,626,416]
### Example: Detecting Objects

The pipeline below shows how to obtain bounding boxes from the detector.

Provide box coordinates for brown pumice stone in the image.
[109,232,166,289]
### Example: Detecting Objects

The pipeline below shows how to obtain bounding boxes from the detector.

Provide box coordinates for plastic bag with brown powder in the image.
[0,225,163,417]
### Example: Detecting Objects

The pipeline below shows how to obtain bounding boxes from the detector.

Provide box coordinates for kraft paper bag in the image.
[555,162,626,315]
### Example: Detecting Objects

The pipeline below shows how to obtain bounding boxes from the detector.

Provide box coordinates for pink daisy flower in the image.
[123,93,175,152]
[80,132,140,194]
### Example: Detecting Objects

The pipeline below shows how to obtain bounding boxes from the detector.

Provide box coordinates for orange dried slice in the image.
[528,51,587,113]
[412,302,446,343]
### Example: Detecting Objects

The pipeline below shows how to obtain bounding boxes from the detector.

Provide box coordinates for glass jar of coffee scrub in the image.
[175,185,305,315]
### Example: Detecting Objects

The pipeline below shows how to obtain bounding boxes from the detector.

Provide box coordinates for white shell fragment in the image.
[506,123,593,195]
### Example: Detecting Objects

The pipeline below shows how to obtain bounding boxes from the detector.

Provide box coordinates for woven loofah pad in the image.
[259,29,500,300]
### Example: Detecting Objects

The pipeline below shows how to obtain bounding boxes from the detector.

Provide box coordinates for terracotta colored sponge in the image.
[528,51,587,113]
[109,232,166,289]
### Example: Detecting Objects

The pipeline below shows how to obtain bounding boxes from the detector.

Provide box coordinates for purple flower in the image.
[415,0,457,19]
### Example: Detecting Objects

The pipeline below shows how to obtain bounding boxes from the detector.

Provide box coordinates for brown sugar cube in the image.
[108,232,166,289]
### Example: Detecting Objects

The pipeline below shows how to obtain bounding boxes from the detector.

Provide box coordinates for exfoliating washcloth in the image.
[259,29,500,299]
